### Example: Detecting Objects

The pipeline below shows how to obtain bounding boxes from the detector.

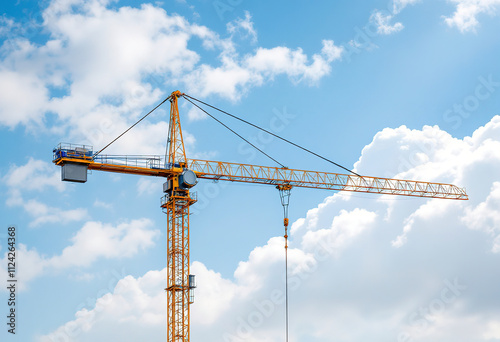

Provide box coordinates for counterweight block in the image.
[61,162,88,183]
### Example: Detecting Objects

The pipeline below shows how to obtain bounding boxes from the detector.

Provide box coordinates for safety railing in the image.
[53,143,94,161]
[161,192,197,207]
[93,155,165,169]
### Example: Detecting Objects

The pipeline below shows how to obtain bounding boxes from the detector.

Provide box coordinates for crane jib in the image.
[52,144,468,200]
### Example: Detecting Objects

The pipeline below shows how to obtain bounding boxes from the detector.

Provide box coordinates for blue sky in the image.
[1,0,500,341]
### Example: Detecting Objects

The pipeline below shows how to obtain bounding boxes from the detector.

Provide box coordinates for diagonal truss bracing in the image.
[187,159,468,200]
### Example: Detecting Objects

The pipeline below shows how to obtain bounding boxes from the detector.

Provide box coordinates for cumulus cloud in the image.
[370,10,404,35]
[40,115,500,341]
[366,0,421,37]
[393,0,422,14]
[227,11,257,43]
[0,0,342,152]
[3,157,65,193]
[39,268,167,342]
[2,158,88,227]
[184,39,343,101]
[2,0,498,149]
[38,262,242,342]
[52,219,159,268]
[370,0,500,36]
[136,177,164,196]
[0,68,49,128]
[0,219,159,290]
[444,0,500,32]
[300,208,377,253]
[462,181,500,252]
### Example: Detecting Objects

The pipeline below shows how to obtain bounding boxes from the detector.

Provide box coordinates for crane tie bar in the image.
[184,94,361,177]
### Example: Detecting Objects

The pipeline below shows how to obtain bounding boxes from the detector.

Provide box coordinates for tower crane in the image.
[52,90,468,342]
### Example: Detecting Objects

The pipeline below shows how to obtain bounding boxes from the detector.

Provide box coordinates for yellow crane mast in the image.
[163,91,195,342]
[52,91,468,342]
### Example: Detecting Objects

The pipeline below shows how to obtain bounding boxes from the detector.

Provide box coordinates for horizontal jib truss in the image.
[52,148,468,200]
[187,159,468,200]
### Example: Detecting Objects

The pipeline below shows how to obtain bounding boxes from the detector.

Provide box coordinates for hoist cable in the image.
[278,186,292,342]
[285,230,289,342]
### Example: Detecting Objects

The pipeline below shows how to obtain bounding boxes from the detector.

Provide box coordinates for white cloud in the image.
[136,177,164,196]
[0,68,49,128]
[393,0,422,14]
[444,0,500,33]
[191,262,240,326]
[50,219,159,268]
[0,1,342,148]
[5,244,49,287]
[0,219,159,290]
[370,10,404,35]
[0,16,17,36]
[23,199,88,227]
[392,198,456,247]
[40,115,500,341]
[373,0,499,35]
[93,199,112,209]
[245,39,343,83]
[38,262,241,342]
[301,208,377,253]
[38,268,167,342]
[3,157,65,193]
[186,39,343,101]
[321,39,345,62]
[227,11,257,43]
[483,321,500,339]
[2,158,88,227]
[462,181,500,252]
[186,103,207,121]
[355,117,500,253]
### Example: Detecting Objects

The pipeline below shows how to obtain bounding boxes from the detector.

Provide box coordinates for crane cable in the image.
[93,95,172,159]
[184,94,361,177]
[184,96,286,168]
[277,184,292,342]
